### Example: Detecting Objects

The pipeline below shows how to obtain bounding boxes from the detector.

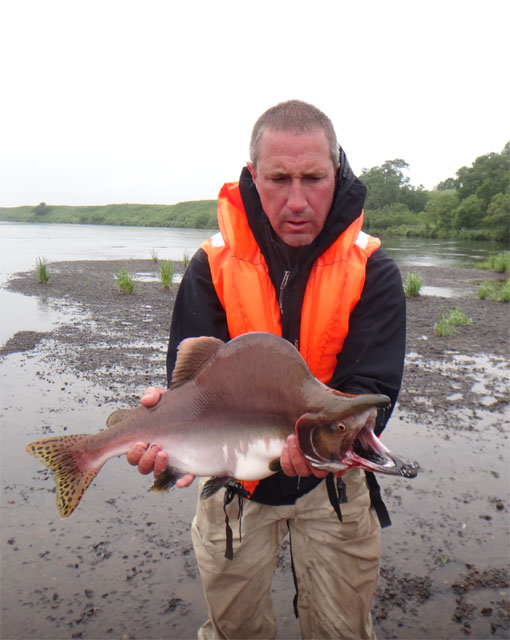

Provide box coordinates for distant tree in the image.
[361,159,410,211]
[454,143,510,204]
[424,190,459,231]
[436,177,455,191]
[361,159,427,213]
[485,192,510,241]
[33,202,50,215]
[454,194,485,229]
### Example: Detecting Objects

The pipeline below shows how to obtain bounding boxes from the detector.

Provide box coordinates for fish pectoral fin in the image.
[170,336,225,388]
[106,408,133,427]
[200,476,234,500]
[150,467,182,493]
[268,457,282,473]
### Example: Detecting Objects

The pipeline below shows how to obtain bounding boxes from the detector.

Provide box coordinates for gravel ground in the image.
[1,258,509,639]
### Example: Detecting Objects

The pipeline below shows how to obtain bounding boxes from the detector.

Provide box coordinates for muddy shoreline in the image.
[1,259,509,639]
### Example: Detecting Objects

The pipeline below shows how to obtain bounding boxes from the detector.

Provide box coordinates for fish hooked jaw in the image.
[345,424,418,477]
[303,410,418,478]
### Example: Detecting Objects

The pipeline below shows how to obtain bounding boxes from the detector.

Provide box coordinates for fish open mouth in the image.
[346,424,418,478]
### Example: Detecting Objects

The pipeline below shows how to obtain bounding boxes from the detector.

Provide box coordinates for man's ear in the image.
[247,162,257,184]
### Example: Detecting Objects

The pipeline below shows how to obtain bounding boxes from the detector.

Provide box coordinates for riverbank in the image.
[1,259,509,639]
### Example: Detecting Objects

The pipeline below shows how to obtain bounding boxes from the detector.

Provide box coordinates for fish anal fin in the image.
[150,467,181,493]
[25,435,100,518]
[170,336,225,388]
[200,476,233,500]
[106,408,133,427]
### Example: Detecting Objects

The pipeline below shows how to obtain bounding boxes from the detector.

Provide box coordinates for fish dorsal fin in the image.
[170,336,225,388]
[106,408,132,427]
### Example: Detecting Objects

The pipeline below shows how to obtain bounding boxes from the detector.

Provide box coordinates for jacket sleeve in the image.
[166,248,229,386]
[330,248,406,434]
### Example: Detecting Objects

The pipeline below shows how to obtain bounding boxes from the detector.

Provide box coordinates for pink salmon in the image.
[25,332,417,517]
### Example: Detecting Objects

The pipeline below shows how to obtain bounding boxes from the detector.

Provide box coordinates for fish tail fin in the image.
[25,435,100,518]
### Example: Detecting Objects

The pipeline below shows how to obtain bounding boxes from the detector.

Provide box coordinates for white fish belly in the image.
[232,437,284,481]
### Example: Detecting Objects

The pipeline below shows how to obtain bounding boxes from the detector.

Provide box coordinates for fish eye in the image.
[337,422,346,432]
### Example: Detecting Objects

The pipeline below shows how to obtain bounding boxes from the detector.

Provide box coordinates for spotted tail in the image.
[25,435,100,518]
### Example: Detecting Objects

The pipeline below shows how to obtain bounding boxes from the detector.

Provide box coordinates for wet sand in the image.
[1,259,509,639]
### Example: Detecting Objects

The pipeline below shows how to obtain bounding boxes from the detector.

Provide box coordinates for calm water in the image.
[0,221,505,345]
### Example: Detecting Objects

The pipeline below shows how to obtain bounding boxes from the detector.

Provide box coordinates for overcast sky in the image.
[1,0,508,207]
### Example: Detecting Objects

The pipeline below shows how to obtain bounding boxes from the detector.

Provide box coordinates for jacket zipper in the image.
[278,270,290,315]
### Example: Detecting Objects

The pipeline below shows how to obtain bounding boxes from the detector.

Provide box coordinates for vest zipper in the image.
[279,270,290,315]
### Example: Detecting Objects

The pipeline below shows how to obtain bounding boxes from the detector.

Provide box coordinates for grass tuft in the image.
[499,279,510,302]
[115,267,135,293]
[160,260,174,290]
[475,251,510,273]
[182,250,191,269]
[404,272,423,297]
[478,279,510,302]
[434,307,472,336]
[150,249,159,263]
[35,257,50,283]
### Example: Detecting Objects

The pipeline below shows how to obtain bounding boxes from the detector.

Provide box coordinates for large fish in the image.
[26,332,417,518]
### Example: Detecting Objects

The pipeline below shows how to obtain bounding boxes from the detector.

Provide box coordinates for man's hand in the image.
[126,387,195,488]
[280,434,329,478]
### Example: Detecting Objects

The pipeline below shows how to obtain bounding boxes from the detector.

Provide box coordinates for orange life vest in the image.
[201,181,381,495]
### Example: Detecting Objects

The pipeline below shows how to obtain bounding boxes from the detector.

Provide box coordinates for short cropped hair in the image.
[249,100,339,168]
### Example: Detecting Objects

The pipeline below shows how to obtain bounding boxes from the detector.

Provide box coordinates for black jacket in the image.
[166,153,406,512]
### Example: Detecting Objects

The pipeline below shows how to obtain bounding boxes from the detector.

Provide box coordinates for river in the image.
[0,221,505,345]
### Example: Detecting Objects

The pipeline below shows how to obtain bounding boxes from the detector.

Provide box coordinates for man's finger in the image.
[127,442,148,466]
[140,387,164,408]
[176,474,195,488]
[153,450,169,478]
[137,443,161,475]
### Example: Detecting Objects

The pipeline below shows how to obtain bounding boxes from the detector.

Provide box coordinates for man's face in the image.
[247,129,339,247]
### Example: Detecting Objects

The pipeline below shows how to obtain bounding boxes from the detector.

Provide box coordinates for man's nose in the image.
[287,179,307,212]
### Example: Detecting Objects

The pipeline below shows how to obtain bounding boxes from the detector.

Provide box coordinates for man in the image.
[127,100,406,639]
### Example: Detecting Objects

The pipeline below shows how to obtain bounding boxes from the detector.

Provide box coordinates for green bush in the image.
[160,261,174,290]
[434,307,472,336]
[478,281,492,299]
[476,251,510,273]
[404,272,423,297]
[478,278,510,301]
[35,257,50,283]
[115,267,135,293]
[500,280,510,302]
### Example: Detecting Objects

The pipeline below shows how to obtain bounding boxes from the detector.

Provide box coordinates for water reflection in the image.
[0,222,506,346]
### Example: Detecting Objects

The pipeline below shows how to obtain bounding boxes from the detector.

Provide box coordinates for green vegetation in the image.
[501,280,510,302]
[160,261,174,290]
[475,251,510,273]
[361,142,509,242]
[35,257,50,283]
[404,272,423,297]
[183,250,191,268]
[150,249,158,262]
[434,307,473,336]
[478,279,510,302]
[0,200,218,229]
[115,267,135,293]
[1,143,507,239]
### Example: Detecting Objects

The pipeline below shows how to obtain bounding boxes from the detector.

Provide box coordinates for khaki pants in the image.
[191,469,380,640]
